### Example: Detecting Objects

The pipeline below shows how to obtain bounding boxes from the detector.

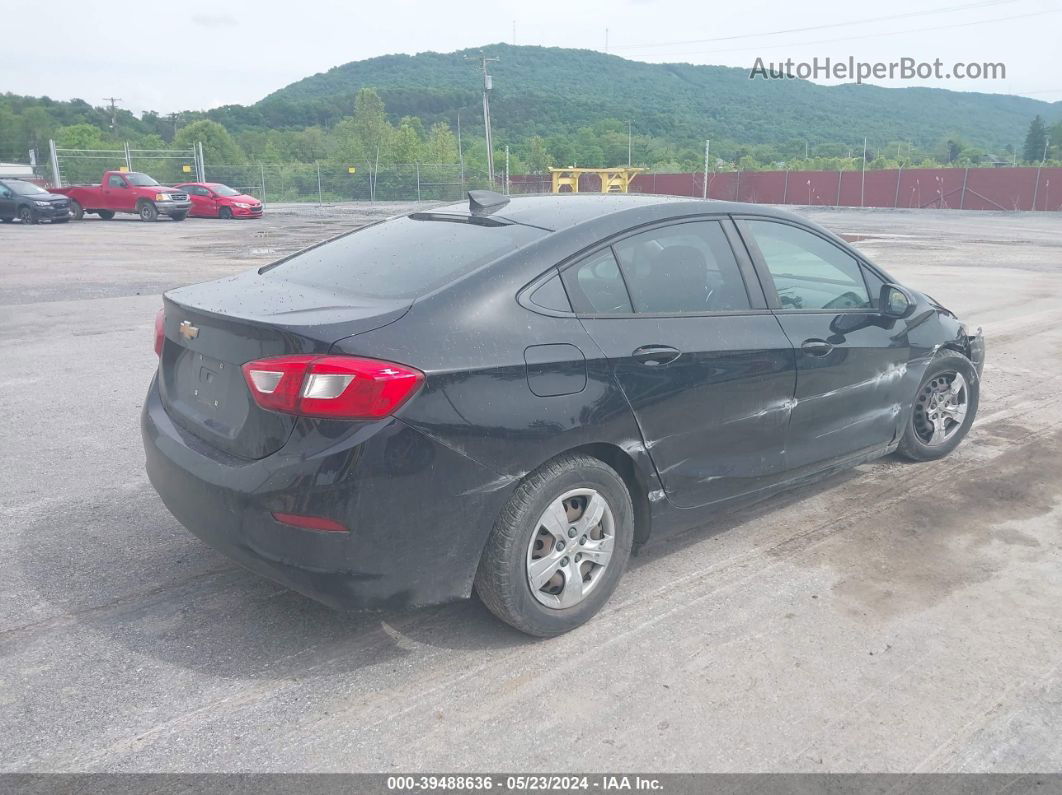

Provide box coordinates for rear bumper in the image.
[141,376,513,610]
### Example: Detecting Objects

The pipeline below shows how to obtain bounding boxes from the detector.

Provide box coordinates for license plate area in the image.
[191,353,230,410]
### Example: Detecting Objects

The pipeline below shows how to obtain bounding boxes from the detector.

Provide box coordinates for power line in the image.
[612,0,1022,51]
[621,8,1061,59]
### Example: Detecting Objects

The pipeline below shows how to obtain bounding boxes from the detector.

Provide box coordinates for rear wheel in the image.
[137,201,158,222]
[68,199,84,220]
[170,212,187,222]
[896,350,979,462]
[474,454,634,637]
[218,206,233,220]
[18,206,36,224]
[97,209,114,220]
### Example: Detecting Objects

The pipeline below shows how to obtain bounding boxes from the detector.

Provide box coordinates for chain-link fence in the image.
[204,163,497,204]
[46,141,202,187]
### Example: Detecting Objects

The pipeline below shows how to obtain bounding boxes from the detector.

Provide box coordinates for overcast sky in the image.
[5,0,1060,115]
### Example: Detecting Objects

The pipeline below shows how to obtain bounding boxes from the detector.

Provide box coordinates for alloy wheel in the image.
[914,371,968,446]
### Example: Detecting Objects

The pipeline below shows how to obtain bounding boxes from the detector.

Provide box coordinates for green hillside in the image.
[3,43,1061,175]
[247,44,1060,154]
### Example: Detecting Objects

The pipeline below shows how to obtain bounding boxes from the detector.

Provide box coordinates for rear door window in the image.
[613,221,750,313]
[565,248,634,314]
[263,215,545,299]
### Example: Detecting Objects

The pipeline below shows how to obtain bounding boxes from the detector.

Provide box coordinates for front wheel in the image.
[218,206,233,220]
[896,349,979,462]
[18,206,36,224]
[137,201,159,222]
[170,212,187,222]
[474,454,634,637]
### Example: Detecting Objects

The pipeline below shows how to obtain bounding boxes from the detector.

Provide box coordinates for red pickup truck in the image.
[53,171,192,222]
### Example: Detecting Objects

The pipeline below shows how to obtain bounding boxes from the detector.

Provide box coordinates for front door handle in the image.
[801,338,834,357]
[632,345,681,366]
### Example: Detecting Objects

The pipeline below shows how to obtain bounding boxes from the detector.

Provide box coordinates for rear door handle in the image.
[801,338,834,357]
[632,345,681,366]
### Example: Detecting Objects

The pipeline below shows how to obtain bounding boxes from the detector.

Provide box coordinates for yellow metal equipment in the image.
[548,166,646,194]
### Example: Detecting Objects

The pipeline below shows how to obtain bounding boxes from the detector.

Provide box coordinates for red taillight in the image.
[154,308,165,356]
[241,355,424,419]
[272,512,349,533]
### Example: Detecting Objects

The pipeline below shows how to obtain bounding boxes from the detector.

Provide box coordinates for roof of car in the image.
[428,193,799,232]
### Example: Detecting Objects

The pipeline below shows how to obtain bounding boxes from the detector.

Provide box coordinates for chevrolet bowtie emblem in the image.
[179,320,199,340]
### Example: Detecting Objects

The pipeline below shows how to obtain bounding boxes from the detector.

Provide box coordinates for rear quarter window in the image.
[263,216,544,299]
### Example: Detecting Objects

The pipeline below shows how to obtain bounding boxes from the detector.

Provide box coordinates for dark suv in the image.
[0,179,72,224]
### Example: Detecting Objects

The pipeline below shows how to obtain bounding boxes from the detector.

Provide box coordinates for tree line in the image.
[2,89,1061,181]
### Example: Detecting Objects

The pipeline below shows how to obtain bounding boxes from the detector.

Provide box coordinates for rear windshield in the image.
[263,215,546,299]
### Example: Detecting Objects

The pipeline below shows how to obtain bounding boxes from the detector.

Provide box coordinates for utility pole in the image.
[103,97,123,130]
[703,140,710,200]
[466,54,499,186]
[1032,138,1049,211]
[627,121,632,167]
[457,111,465,191]
[605,27,609,53]
[860,136,867,207]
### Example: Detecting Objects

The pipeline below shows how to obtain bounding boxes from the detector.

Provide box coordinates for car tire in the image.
[171,212,187,222]
[68,200,84,221]
[219,206,233,220]
[474,453,634,637]
[137,201,159,222]
[97,209,114,220]
[896,349,979,462]
[18,206,36,224]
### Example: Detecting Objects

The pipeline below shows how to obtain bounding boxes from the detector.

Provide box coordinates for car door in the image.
[0,182,15,217]
[186,186,213,216]
[736,217,911,472]
[104,173,133,211]
[562,218,797,509]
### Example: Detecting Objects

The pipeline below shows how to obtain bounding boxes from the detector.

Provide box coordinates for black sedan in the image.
[143,192,984,636]
[0,178,71,224]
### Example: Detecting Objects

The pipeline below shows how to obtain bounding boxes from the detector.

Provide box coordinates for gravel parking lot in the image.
[2,202,1061,773]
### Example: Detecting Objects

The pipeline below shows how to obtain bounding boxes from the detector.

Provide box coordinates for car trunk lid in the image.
[158,269,410,459]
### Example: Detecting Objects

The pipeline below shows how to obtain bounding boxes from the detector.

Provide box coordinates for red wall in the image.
[510,168,1062,211]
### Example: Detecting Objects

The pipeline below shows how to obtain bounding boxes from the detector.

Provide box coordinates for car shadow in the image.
[18,464,870,681]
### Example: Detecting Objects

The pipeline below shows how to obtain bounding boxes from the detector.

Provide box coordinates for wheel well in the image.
[564,442,652,546]
[941,341,968,357]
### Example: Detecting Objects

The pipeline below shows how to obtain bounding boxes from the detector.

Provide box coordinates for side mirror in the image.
[880,284,915,319]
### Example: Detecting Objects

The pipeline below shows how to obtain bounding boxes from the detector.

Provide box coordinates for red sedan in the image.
[174,182,263,219]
